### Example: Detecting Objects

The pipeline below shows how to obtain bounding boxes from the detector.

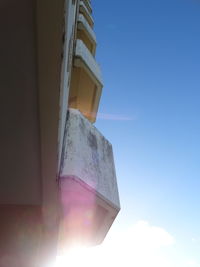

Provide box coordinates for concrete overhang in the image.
[59,109,120,247]
[68,39,103,122]
[0,0,65,264]
[79,1,94,28]
[77,14,96,55]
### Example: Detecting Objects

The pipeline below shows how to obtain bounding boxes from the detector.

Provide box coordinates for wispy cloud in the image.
[97,112,135,121]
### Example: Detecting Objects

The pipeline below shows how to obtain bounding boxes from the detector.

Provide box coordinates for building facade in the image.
[0,0,120,266]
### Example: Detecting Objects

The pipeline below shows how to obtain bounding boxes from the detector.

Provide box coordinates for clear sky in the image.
[92,0,200,266]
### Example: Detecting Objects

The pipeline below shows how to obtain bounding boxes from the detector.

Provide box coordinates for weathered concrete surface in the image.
[59,109,120,245]
[61,109,120,209]
[58,0,78,170]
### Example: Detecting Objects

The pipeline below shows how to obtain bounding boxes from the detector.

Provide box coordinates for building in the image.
[0,0,120,266]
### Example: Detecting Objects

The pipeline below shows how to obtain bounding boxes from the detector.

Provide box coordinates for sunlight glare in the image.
[51,221,175,267]
[54,246,103,267]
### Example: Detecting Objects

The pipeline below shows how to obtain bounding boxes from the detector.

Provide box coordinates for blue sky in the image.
[93,0,200,266]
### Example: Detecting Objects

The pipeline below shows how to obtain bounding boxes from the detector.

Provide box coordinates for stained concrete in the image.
[61,109,120,209]
[59,109,120,245]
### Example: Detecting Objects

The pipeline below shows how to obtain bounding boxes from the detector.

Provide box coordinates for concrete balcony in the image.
[79,0,94,27]
[82,0,92,14]
[75,40,102,83]
[77,14,96,55]
[59,109,120,247]
[69,39,103,122]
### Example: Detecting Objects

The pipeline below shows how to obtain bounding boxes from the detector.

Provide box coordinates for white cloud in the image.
[118,220,175,248]
[54,221,178,267]
[186,260,198,266]
[97,112,134,121]
[101,220,175,267]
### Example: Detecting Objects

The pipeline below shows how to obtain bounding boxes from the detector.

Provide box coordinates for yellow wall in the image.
[69,66,97,121]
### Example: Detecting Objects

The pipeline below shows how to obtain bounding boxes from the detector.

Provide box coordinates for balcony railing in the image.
[68,40,102,122]
[82,0,92,14]
[77,14,96,55]
[74,39,102,86]
[79,1,94,27]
